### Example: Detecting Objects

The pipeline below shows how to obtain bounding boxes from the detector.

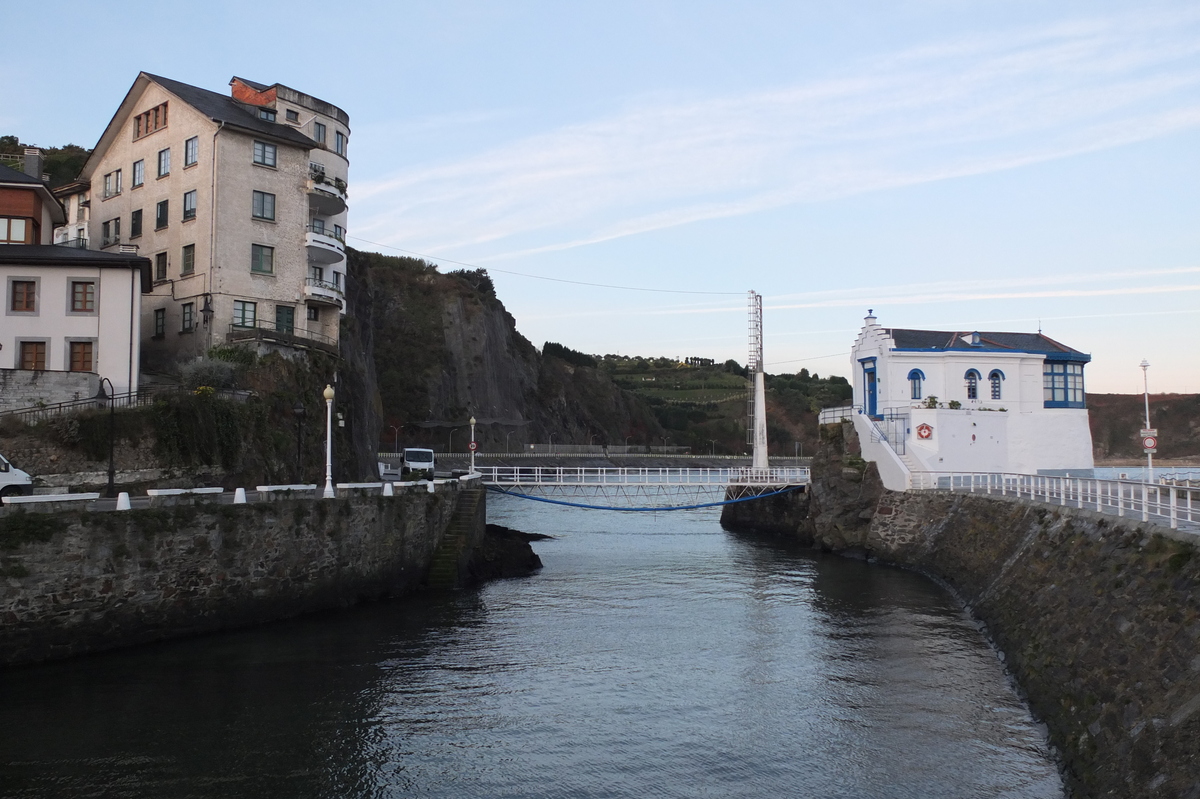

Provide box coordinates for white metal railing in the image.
[475,467,809,487]
[818,405,856,425]
[911,471,1200,533]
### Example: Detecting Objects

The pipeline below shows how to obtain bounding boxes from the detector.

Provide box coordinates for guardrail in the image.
[475,466,809,487]
[911,471,1200,533]
[818,405,856,425]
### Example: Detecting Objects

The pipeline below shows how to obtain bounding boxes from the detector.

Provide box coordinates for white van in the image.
[401,448,435,480]
[0,454,33,498]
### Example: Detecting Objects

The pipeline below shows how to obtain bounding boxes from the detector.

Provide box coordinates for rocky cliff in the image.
[351,249,663,451]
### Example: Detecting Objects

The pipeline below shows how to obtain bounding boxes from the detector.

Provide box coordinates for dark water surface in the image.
[0,497,1062,798]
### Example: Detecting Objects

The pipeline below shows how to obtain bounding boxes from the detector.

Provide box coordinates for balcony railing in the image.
[308,168,347,194]
[306,277,344,296]
[227,319,338,354]
[100,235,121,248]
[55,237,89,249]
[305,224,345,243]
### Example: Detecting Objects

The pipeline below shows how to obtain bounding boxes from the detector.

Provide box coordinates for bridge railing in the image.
[911,471,1200,533]
[476,466,809,487]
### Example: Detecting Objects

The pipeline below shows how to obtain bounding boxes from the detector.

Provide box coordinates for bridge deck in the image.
[476,466,809,487]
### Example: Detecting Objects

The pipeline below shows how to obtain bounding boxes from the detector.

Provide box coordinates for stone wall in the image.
[0,369,98,412]
[724,421,1200,798]
[0,483,482,666]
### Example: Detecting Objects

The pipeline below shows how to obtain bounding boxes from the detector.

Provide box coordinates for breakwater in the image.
[723,422,1200,799]
[0,483,485,667]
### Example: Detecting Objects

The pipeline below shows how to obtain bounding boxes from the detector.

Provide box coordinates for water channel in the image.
[0,496,1063,797]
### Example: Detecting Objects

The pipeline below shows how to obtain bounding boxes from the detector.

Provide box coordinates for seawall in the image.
[723,422,1200,798]
[0,483,484,667]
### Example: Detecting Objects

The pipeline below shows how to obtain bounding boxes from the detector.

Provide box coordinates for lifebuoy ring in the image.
[916,423,933,440]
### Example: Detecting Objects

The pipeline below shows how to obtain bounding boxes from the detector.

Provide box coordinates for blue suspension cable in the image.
[484,484,801,512]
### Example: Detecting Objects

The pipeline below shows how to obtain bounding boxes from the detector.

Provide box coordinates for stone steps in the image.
[424,487,483,591]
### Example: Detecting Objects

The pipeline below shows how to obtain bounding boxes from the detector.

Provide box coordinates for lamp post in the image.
[505,429,514,452]
[1141,360,1153,483]
[95,378,116,498]
[322,384,335,499]
[469,416,477,474]
[293,401,306,482]
[449,427,458,454]
[388,424,400,454]
[709,439,716,456]
[549,432,555,454]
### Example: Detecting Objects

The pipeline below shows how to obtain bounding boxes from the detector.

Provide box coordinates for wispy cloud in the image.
[353,7,1200,260]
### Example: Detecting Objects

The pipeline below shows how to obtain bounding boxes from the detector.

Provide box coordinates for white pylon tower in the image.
[746,291,769,470]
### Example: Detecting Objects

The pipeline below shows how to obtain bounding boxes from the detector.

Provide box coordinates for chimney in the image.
[23,148,44,181]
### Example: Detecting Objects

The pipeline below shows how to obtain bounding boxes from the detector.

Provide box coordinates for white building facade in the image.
[849,312,1094,488]
[59,73,350,371]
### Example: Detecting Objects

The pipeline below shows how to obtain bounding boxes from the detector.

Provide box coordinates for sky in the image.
[6,1,1200,393]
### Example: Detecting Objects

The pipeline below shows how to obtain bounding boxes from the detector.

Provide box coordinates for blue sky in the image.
[7,1,1199,392]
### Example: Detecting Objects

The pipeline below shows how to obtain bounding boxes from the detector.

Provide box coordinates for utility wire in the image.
[766,351,850,366]
[346,235,744,296]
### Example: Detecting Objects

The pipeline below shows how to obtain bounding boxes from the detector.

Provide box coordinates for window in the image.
[988,370,1004,400]
[71,281,95,312]
[334,224,345,241]
[69,342,94,372]
[251,190,275,220]
[184,137,198,167]
[333,271,342,289]
[183,190,197,220]
[0,218,28,244]
[103,169,122,198]
[309,265,324,283]
[101,218,120,247]
[154,308,165,337]
[1044,361,1086,408]
[233,300,257,327]
[181,244,195,275]
[307,306,320,321]
[251,244,274,274]
[130,209,143,238]
[156,200,169,229]
[258,108,276,122]
[907,369,924,401]
[276,305,294,334]
[313,121,326,144]
[965,369,981,400]
[133,102,168,139]
[132,159,145,188]
[154,252,167,281]
[19,341,45,370]
[157,148,170,177]
[311,218,325,234]
[335,131,346,156]
[10,280,35,312]
[286,109,299,123]
[181,302,194,332]
[252,141,277,167]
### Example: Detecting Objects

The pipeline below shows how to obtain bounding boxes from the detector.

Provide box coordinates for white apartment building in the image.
[849,311,1094,488]
[59,73,350,370]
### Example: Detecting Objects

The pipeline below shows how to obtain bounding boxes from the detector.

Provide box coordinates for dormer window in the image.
[258,108,276,122]
[970,331,981,346]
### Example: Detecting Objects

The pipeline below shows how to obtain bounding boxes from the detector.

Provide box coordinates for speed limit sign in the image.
[468,441,478,452]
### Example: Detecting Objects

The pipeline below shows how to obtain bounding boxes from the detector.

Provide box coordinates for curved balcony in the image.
[305,226,345,264]
[304,277,344,309]
[307,170,347,216]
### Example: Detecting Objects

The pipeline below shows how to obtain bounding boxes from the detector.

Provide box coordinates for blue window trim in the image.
[987,369,1004,380]
[907,369,925,380]
[907,369,924,400]
[963,369,982,380]
[964,369,980,400]
[1043,360,1086,409]
[890,347,1091,363]
[988,370,1003,400]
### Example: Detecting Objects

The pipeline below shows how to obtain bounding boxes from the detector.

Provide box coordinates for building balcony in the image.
[303,277,345,309]
[305,226,345,264]
[226,320,338,356]
[307,169,347,216]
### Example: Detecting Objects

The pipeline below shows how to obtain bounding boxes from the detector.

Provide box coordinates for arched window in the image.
[988,370,1004,400]
[908,369,925,400]
[965,369,981,400]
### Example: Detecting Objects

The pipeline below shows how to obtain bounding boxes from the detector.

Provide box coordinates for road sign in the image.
[1142,435,1158,453]
[1140,428,1157,437]
[468,441,478,452]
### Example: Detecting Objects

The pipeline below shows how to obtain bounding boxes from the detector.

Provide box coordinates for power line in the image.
[346,235,744,296]
[766,351,850,366]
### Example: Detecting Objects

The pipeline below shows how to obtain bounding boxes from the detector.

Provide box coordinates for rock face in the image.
[727,420,1200,799]
[467,524,545,583]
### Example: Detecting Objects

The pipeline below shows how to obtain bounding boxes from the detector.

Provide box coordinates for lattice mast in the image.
[746,291,769,469]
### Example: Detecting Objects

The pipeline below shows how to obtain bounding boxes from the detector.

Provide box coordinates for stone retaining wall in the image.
[0,484,481,666]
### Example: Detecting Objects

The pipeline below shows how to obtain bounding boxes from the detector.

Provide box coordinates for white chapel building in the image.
[848,311,1094,489]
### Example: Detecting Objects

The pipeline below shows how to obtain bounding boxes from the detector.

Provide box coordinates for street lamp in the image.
[549,431,555,454]
[709,439,716,456]
[469,415,477,474]
[388,424,400,454]
[449,427,458,454]
[293,401,306,481]
[322,384,335,499]
[95,378,116,498]
[1141,360,1153,483]
[505,429,515,452]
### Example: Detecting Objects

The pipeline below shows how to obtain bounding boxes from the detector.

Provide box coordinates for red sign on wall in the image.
[916,423,933,440]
